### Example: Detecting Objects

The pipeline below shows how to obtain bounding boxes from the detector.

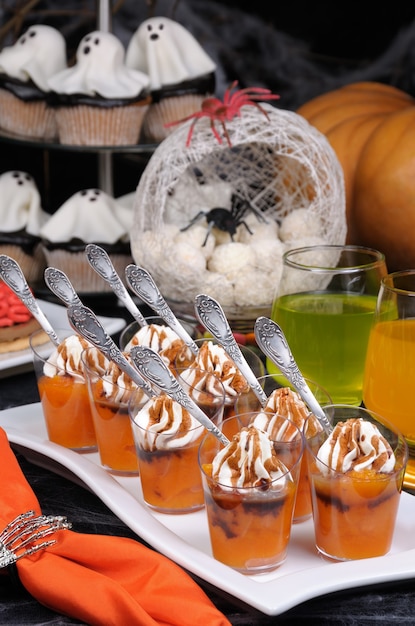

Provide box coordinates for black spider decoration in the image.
[180,194,267,246]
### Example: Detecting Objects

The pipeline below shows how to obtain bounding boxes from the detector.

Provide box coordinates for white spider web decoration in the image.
[131,103,346,325]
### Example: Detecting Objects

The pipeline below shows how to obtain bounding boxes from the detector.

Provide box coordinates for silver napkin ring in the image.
[0,510,71,568]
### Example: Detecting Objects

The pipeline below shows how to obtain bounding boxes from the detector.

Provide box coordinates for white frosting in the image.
[132,394,202,451]
[181,340,249,401]
[43,334,92,381]
[39,188,133,243]
[0,25,67,91]
[0,171,48,235]
[212,426,289,489]
[124,323,185,366]
[48,31,150,98]
[125,17,216,91]
[317,418,396,474]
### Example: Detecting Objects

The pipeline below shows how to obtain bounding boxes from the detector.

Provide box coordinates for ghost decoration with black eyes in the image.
[0,171,47,235]
[0,24,67,91]
[48,31,150,98]
[40,189,133,244]
[126,17,216,91]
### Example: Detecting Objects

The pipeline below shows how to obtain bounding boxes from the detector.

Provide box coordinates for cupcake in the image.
[39,188,133,292]
[125,16,216,143]
[0,170,48,284]
[47,30,151,146]
[0,24,67,139]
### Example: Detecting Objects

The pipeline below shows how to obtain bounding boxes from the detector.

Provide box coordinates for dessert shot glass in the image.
[129,371,225,514]
[30,329,97,452]
[174,336,266,419]
[82,347,148,474]
[199,415,303,574]
[235,373,331,523]
[305,405,408,561]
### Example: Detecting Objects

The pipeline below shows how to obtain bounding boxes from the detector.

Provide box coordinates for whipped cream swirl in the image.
[252,387,322,440]
[317,418,396,474]
[125,323,185,367]
[132,394,203,451]
[184,340,249,401]
[43,335,94,381]
[212,426,289,490]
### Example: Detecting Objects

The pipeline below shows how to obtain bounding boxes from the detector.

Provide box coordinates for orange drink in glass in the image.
[363,270,415,486]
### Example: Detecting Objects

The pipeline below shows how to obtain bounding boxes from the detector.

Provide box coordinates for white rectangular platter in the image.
[0,300,126,378]
[1,403,415,617]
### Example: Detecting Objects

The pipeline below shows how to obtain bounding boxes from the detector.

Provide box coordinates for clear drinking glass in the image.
[129,371,225,514]
[270,244,387,404]
[30,329,97,452]
[82,347,149,474]
[235,373,331,523]
[199,415,303,574]
[305,405,407,561]
[363,270,415,488]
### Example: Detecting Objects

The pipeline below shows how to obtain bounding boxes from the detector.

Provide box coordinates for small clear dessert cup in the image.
[82,347,148,475]
[305,405,408,561]
[235,373,331,523]
[174,336,266,420]
[129,370,225,514]
[30,329,97,452]
[198,414,303,575]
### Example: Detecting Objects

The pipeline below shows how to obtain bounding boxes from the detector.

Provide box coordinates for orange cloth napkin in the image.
[0,428,231,626]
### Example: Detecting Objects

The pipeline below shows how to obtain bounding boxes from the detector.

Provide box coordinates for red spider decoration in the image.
[164,80,280,147]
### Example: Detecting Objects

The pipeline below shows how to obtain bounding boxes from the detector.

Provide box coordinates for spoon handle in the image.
[125,265,199,356]
[0,255,60,346]
[254,316,332,433]
[194,294,268,407]
[67,303,155,397]
[44,267,82,308]
[130,345,229,446]
[85,244,148,327]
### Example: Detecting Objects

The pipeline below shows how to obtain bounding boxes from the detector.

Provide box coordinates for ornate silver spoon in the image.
[254,316,332,433]
[125,264,199,356]
[0,254,60,346]
[130,345,229,446]
[67,303,155,398]
[85,244,148,328]
[44,267,82,308]
[194,294,268,407]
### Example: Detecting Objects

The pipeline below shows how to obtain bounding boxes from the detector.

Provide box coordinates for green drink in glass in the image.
[269,291,378,404]
[269,245,387,405]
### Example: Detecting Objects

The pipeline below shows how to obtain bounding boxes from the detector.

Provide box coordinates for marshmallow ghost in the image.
[126,17,216,90]
[48,31,150,98]
[0,171,48,235]
[40,189,133,244]
[0,25,67,91]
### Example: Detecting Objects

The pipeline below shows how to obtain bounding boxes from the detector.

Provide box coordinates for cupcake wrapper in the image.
[0,89,57,139]
[143,95,205,143]
[0,243,46,285]
[41,247,133,293]
[55,103,149,146]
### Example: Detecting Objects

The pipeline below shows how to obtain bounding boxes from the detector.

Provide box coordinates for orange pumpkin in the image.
[297,81,415,269]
